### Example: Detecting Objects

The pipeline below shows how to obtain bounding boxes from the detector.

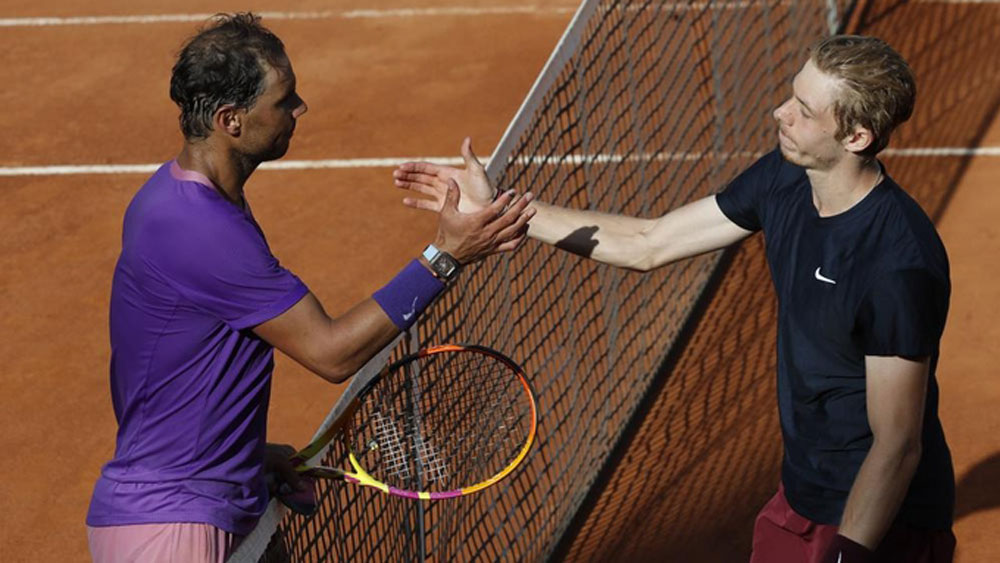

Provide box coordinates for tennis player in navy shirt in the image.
[396,35,956,563]
[86,13,534,562]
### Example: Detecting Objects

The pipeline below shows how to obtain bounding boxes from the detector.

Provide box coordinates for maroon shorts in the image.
[749,485,955,563]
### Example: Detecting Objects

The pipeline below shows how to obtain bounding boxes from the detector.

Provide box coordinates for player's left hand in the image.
[264,442,304,495]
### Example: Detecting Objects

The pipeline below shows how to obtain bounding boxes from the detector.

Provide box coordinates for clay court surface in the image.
[1,1,997,561]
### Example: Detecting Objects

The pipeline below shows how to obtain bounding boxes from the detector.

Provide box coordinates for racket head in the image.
[339,343,538,499]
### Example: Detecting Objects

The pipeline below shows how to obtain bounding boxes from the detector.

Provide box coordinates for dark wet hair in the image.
[169,13,287,139]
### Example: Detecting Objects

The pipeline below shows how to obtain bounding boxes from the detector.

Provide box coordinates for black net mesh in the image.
[233,1,870,561]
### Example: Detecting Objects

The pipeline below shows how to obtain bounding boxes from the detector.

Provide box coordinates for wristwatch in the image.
[422,244,461,282]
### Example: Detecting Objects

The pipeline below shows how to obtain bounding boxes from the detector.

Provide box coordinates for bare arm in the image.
[255,182,534,383]
[254,293,398,383]
[837,355,929,549]
[527,195,751,271]
[395,137,752,272]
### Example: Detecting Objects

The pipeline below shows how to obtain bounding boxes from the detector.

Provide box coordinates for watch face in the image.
[432,253,459,279]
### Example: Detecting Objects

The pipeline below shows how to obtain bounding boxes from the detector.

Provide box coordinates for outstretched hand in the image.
[394,137,497,214]
[432,174,534,263]
[395,137,535,264]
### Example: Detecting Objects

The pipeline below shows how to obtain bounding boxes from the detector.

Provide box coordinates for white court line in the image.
[0,2,842,28]
[0,7,576,27]
[1,147,998,177]
[884,147,1000,157]
[0,1,991,27]
[0,157,466,177]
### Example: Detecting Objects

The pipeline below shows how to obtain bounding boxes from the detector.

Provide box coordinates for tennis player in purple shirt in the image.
[85,13,534,562]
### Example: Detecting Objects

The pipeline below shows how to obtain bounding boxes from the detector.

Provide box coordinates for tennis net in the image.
[232,1,852,561]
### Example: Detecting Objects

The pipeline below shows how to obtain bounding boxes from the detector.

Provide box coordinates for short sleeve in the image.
[144,207,309,330]
[856,268,949,357]
[714,149,784,232]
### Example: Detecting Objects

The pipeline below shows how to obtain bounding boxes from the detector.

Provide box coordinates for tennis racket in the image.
[277,344,537,512]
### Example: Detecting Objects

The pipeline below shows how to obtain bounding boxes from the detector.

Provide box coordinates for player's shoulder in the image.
[716,149,806,231]
[722,148,805,199]
[870,177,949,279]
[878,178,943,243]
[129,162,243,229]
[745,148,807,194]
[123,162,255,256]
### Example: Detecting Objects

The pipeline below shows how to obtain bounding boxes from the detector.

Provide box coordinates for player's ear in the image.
[214,105,242,137]
[842,124,874,154]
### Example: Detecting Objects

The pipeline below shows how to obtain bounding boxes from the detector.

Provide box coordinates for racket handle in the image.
[299,466,348,480]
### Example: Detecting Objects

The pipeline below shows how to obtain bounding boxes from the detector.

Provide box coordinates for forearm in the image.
[838,440,922,549]
[526,200,659,270]
[312,299,401,383]
[317,257,446,381]
[256,293,400,384]
[526,196,750,271]
[257,260,443,384]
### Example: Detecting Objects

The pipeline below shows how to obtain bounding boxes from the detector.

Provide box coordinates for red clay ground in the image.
[0,2,996,562]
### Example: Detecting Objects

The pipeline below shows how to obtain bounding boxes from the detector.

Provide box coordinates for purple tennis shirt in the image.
[86,161,309,535]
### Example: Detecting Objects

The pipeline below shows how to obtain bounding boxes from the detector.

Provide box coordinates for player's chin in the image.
[261,140,292,162]
[777,145,804,166]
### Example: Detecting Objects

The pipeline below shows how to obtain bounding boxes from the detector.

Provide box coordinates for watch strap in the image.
[422,244,441,263]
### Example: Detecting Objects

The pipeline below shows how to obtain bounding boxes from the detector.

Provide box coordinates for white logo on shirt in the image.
[401,296,419,321]
[814,267,837,285]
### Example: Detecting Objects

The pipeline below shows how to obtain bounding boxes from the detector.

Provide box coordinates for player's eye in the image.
[278,92,298,110]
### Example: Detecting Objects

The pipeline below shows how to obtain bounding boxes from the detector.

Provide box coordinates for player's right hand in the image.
[430,179,535,264]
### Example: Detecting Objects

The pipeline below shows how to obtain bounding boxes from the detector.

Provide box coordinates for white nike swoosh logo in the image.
[814,267,837,285]
[401,296,419,321]
[837,552,842,563]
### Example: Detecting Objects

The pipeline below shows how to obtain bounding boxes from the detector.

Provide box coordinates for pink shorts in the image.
[87,523,242,563]
[749,485,955,563]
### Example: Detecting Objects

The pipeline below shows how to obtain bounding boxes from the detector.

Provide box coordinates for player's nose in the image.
[293,97,308,119]
[773,98,791,123]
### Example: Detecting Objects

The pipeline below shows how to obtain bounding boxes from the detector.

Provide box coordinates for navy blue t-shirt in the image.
[716,149,954,529]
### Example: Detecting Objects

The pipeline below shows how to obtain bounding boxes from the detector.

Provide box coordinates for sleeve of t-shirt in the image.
[714,149,784,232]
[856,268,949,357]
[145,208,310,330]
